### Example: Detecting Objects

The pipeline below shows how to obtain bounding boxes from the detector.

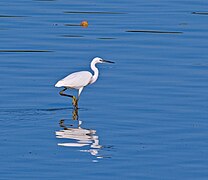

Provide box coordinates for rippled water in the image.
[0,0,208,179]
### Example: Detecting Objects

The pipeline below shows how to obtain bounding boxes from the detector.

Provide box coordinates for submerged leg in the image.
[72,108,79,120]
[72,96,78,108]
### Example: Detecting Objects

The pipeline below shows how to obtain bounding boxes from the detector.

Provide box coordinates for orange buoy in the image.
[80,21,88,28]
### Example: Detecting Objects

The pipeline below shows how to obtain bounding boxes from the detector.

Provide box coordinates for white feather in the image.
[55,71,92,89]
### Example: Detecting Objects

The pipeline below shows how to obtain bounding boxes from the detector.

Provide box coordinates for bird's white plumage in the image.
[55,71,92,89]
[55,57,114,104]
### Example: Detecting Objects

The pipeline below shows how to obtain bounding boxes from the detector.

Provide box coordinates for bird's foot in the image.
[72,96,78,109]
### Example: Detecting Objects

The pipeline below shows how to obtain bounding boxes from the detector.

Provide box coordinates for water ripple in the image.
[0,50,53,53]
[126,30,183,34]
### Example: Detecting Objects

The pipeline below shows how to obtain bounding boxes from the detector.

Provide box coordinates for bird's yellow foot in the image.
[72,96,78,108]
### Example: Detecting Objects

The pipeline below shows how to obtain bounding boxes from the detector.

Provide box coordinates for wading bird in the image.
[55,57,114,108]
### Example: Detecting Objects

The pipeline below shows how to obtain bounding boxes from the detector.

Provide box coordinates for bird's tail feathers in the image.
[55,80,63,87]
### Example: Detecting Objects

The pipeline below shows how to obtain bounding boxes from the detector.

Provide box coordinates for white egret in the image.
[55,57,114,108]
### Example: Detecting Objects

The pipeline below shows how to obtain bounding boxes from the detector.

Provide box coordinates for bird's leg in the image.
[73,87,83,109]
[72,96,78,108]
[72,108,79,120]
[59,88,77,107]
[59,88,73,98]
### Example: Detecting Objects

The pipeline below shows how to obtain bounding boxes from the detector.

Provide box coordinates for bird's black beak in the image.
[102,59,115,64]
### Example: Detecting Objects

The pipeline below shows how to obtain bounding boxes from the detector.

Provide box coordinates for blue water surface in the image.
[0,0,208,179]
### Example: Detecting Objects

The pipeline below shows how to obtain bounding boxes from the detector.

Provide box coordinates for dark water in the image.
[0,0,208,179]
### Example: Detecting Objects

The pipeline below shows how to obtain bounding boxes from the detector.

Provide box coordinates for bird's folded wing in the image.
[55,71,92,89]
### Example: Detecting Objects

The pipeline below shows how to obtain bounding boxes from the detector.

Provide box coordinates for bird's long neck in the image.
[90,61,99,84]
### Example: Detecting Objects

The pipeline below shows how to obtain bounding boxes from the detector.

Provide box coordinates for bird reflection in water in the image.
[55,108,103,158]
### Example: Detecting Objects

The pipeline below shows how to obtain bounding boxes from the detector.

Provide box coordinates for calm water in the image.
[0,0,208,179]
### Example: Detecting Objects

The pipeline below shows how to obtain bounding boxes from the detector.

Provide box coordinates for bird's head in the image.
[92,57,115,64]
